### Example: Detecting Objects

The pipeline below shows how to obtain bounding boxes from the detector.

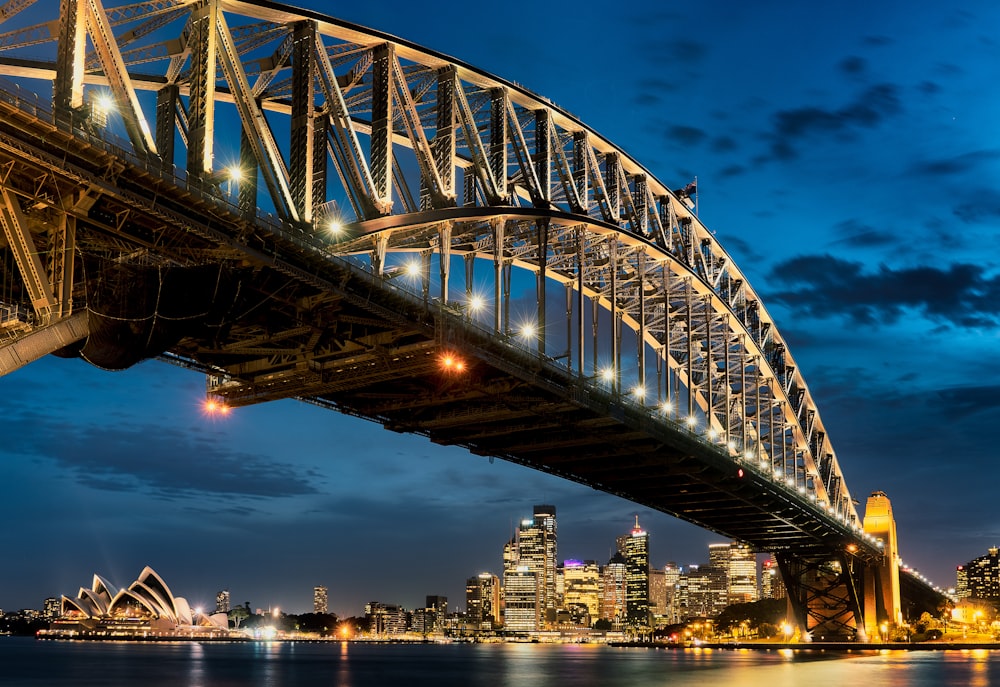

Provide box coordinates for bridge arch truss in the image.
[0,1,866,532]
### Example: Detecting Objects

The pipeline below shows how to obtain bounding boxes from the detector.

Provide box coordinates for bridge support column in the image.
[862,490,901,638]
[777,552,864,641]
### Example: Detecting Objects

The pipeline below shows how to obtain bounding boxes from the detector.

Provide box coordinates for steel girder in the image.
[0,0,866,536]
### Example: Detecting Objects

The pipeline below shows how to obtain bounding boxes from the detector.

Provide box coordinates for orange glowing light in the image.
[440,352,466,373]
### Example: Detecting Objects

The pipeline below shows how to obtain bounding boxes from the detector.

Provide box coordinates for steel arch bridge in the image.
[0,0,945,638]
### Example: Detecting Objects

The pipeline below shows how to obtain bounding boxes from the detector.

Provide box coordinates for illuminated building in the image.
[663,563,682,623]
[426,595,447,629]
[364,601,407,636]
[960,547,1000,601]
[46,567,230,639]
[681,564,728,619]
[649,568,666,616]
[313,586,328,614]
[727,542,758,604]
[600,553,627,629]
[956,565,969,599]
[215,589,231,614]
[466,573,500,628]
[43,597,60,620]
[502,505,558,629]
[621,517,651,629]
[562,560,601,626]
[503,567,540,632]
[761,558,786,599]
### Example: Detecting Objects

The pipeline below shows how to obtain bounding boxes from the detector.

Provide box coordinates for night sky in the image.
[2,1,999,616]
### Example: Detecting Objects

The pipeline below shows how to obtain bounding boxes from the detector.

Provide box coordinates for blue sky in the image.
[2,0,999,615]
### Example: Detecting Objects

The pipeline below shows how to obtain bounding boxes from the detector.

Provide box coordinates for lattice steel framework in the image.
[0,2,904,605]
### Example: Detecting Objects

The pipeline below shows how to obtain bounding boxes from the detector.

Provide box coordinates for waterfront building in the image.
[215,589,231,614]
[728,542,758,604]
[761,558,786,600]
[621,517,651,629]
[364,601,407,636]
[466,573,500,629]
[649,568,666,616]
[502,505,558,629]
[503,567,540,632]
[959,547,1000,601]
[562,559,601,626]
[46,567,230,639]
[663,563,682,623]
[313,586,328,614]
[956,565,969,599]
[600,553,627,629]
[682,564,728,619]
[43,597,60,620]
[426,595,447,629]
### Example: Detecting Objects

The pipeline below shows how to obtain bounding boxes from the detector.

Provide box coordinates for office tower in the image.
[600,552,627,628]
[215,589,231,614]
[563,560,601,625]
[708,542,730,570]
[961,547,1000,601]
[502,505,558,629]
[728,542,758,604]
[663,562,682,623]
[761,557,786,600]
[313,585,328,614]
[683,564,728,618]
[466,572,500,628]
[956,565,969,599]
[365,601,407,635]
[426,595,447,628]
[503,567,540,631]
[649,568,667,616]
[621,516,650,628]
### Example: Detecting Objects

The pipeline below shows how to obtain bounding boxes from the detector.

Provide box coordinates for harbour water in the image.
[3,638,999,686]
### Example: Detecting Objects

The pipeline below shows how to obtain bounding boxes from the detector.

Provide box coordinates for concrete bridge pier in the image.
[862,490,901,639]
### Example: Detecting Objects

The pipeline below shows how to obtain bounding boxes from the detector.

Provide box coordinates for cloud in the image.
[838,56,867,76]
[828,219,900,247]
[4,416,320,500]
[765,84,902,159]
[953,187,1000,223]
[909,150,1000,178]
[711,136,738,153]
[666,125,707,146]
[766,254,1000,328]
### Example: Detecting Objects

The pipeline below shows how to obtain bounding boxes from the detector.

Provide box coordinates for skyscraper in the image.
[562,560,601,626]
[503,567,540,631]
[621,516,650,629]
[466,572,500,628]
[313,585,328,614]
[761,557,786,600]
[601,552,627,629]
[502,505,558,629]
[727,542,758,604]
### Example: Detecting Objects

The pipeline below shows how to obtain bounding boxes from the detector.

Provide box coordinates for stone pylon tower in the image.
[862,490,901,637]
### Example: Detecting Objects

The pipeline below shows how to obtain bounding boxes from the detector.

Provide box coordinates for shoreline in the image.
[609,640,1000,652]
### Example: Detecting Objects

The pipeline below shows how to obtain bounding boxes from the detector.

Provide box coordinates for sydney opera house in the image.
[42,566,233,639]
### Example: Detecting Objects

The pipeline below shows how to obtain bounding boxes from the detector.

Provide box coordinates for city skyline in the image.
[3,0,999,614]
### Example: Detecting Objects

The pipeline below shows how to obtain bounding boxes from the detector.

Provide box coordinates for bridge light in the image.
[94,92,115,115]
[737,468,744,478]
[847,544,858,553]
[327,218,344,235]
[404,260,422,278]
[440,352,466,373]
[632,385,646,399]
[226,165,244,183]
[785,478,794,487]
[203,398,231,417]
[601,367,615,383]
[468,295,485,312]
[685,416,697,429]
[707,427,717,440]
[727,441,736,451]
[519,323,536,340]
